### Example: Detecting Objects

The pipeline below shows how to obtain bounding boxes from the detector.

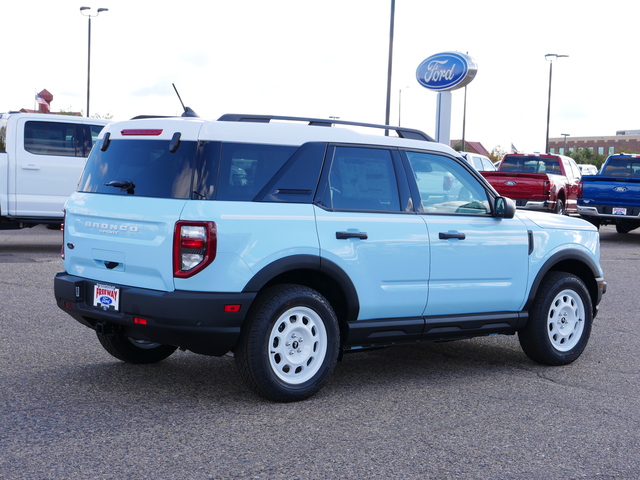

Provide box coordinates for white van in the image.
[0,112,109,228]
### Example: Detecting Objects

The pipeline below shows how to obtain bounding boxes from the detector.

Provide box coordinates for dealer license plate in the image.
[93,284,120,311]
[613,207,627,215]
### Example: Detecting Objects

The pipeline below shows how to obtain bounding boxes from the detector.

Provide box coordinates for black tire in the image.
[235,284,340,402]
[518,272,593,366]
[96,332,177,364]
[615,222,638,234]
[554,198,565,215]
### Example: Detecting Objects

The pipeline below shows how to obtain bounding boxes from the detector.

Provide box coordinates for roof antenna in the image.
[172,83,198,117]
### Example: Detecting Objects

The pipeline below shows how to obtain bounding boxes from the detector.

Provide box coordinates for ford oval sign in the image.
[416,52,478,92]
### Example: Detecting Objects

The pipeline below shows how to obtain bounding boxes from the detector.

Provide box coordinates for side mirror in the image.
[495,196,516,218]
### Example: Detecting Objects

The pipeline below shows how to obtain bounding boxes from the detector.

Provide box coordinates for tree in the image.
[488,146,507,163]
[566,148,607,169]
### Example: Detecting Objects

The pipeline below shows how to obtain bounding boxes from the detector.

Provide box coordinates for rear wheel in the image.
[235,284,340,402]
[519,272,592,365]
[615,221,638,234]
[96,332,178,364]
[554,198,565,215]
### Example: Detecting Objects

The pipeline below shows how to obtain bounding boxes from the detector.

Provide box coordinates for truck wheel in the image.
[96,332,178,364]
[554,199,565,215]
[518,272,592,366]
[615,222,637,234]
[235,285,340,402]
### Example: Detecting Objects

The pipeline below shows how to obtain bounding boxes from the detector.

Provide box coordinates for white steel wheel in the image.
[268,306,328,385]
[546,289,585,352]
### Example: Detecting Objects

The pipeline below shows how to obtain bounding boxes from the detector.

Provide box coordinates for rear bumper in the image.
[578,205,640,222]
[515,199,554,211]
[54,272,256,356]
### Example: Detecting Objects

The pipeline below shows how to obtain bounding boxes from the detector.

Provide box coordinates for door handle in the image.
[439,232,466,240]
[22,164,40,170]
[336,231,368,240]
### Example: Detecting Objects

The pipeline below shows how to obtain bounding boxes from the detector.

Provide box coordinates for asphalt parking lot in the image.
[1,224,639,480]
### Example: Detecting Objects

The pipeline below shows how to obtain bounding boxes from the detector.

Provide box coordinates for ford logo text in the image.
[416,52,478,92]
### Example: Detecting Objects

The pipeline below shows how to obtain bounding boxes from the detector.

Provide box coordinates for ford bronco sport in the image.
[54,113,606,402]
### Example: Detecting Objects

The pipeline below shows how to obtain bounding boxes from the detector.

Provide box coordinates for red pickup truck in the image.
[482,153,582,214]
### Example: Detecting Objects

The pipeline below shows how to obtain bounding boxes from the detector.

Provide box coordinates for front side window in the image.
[24,121,78,157]
[406,152,490,215]
[323,146,400,212]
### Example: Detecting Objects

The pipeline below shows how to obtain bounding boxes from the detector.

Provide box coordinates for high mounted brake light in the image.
[173,221,217,278]
[121,129,163,136]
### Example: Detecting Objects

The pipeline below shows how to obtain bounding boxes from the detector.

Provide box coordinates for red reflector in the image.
[224,304,241,313]
[133,317,148,325]
[121,129,163,136]
[64,301,73,309]
[181,238,205,249]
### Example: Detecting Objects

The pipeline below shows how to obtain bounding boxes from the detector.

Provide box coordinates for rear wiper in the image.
[104,180,135,194]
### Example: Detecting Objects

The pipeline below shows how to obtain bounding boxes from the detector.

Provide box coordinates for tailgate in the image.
[581,176,640,207]
[482,172,547,199]
[63,193,187,291]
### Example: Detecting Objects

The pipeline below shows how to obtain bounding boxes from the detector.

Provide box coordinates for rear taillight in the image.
[543,181,551,195]
[61,209,66,260]
[173,221,217,278]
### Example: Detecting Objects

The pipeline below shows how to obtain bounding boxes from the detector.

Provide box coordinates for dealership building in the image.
[548,130,640,156]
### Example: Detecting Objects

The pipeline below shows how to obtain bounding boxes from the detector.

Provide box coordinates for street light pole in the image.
[545,53,568,153]
[80,6,108,118]
[561,133,570,153]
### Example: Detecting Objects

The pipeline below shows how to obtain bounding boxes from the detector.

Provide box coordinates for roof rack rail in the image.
[217,114,435,142]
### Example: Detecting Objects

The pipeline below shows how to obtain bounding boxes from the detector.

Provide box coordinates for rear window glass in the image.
[602,157,640,177]
[78,139,198,199]
[24,121,78,156]
[500,156,561,174]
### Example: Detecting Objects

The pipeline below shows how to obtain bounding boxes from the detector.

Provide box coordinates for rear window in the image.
[602,157,640,177]
[500,156,561,174]
[79,139,198,199]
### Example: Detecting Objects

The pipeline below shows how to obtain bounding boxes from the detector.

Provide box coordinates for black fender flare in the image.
[524,249,602,314]
[242,254,360,322]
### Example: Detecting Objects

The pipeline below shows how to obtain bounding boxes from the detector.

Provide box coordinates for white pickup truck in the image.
[0,112,109,229]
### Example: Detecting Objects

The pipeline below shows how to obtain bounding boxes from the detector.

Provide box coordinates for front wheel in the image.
[235,285,340,402]
[96,331,178,364]
[518,272,593,365]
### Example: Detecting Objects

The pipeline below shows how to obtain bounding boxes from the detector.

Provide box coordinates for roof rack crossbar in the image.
[217,114,434,142]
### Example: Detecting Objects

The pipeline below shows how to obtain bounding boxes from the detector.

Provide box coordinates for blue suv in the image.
[54,114,606,402]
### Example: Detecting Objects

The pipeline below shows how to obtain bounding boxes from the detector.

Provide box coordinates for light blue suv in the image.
[54,113,606,402]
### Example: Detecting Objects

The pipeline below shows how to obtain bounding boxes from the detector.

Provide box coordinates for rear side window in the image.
[322,146,401,212]
[78,139,198,199]
[0,118,6,152]
[196,142,297,201]
[24,121,79,156]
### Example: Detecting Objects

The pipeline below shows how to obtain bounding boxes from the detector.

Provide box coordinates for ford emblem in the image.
[613,186,628,192]
[505,181,517,186]
[416,52,478,92]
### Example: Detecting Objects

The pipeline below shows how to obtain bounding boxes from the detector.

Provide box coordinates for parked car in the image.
[460,152,496,171]
[54,113,606,402]
[483,153,582,214]
[579,153,640,233]
[0,112,109,229]
[578,164,599,176]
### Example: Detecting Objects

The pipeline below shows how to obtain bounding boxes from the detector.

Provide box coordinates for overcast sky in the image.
[3,0,636,153]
